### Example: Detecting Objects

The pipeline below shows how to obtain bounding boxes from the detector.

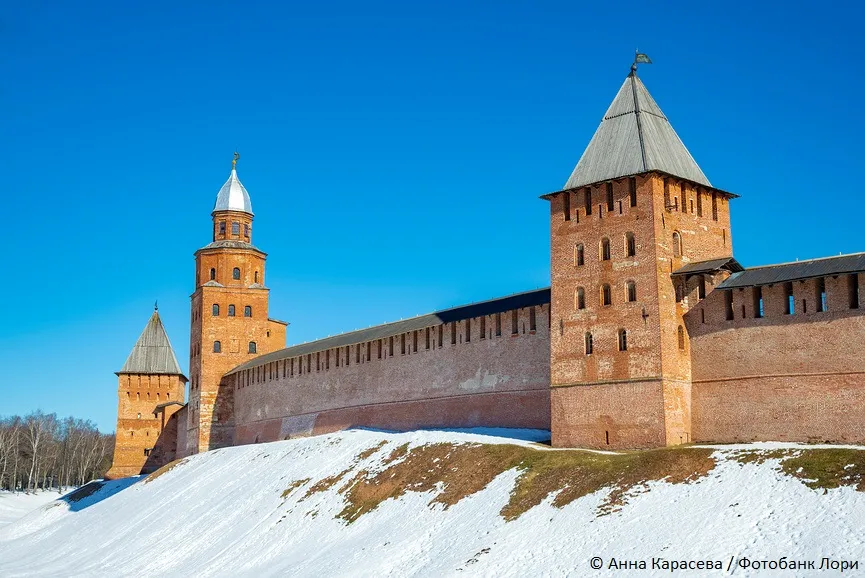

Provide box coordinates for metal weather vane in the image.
[631,50,652,74]
[232,151,240,169]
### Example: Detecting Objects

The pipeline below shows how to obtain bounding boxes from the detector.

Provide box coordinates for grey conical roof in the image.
[119,310,185,376]
[563,71,711,190]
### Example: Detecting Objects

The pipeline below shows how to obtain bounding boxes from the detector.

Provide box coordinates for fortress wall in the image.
[231,304,551,444]
[688,274,865,443]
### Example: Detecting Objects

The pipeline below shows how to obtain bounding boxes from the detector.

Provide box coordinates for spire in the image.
[119,310,185,376]
[562,67,710,191]
[213,153,253,215]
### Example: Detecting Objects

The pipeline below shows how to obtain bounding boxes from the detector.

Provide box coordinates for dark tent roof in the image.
[716,253,865,289]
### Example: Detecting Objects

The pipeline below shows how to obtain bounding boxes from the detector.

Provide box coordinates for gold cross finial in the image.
[232,151,240,169]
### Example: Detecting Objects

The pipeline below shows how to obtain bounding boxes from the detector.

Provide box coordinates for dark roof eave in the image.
[539,170,740,201]
[115,371,189,383]
[226,287,551,376]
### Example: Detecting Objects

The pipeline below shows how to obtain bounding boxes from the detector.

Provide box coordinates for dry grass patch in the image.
[779,449,865,492]
[144,458,189,484]
[301,468,352,500]
[730,449,795,466]
[356,441,388,462]
[336,443,716,523]
[281,478,311,500]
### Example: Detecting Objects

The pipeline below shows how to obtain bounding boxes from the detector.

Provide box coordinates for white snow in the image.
[0,429,863,577]
[0,490,74,528]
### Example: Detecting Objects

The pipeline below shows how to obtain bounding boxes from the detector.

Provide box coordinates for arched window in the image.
[244,224,249,237]
[626,281,637,302]
[575,287,586,310]
[209,268,216,280]
[244,305,252,317]
[254,271,259,283]
[601,284,612,306]
[617,329,628,351]
[678,325,686,350]
[575,244,584,267]
[212,304,220,316]
[600,238,611,261]
[213,341,221,353]
[219,221,226,235]
[625,232,636,257]
[248,341,257,354]
[675,284,684,303]
[232,267,241,280]
[672,232,682,257]
[228,304,236,316]
[584,332,593,355]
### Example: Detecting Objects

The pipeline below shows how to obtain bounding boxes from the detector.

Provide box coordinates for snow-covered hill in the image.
[0,429,863,577]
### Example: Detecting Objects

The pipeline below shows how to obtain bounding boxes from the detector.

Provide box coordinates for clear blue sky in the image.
[2,0,863,431]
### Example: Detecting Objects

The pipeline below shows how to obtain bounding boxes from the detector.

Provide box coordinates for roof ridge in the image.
[743,252,865,271]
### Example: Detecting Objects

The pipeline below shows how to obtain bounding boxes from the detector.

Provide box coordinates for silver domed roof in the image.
[213,168,253,215]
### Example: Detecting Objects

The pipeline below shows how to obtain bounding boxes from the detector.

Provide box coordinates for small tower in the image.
[545,61,737,449]
[107,307,187,478]
[186,155,287,455]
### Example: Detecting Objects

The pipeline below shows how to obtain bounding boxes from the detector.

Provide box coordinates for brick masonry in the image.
[231,304,552,444]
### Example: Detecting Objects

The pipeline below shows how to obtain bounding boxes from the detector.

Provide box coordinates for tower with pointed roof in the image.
[545,63,737,449]
[186,156,287,455]
[107,307,188,478]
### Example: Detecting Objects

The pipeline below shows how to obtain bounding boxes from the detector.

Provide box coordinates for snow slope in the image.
[0,491,73,528]
[0,429,863,577]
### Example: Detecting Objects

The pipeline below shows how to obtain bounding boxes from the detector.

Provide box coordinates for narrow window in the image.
[228,304,235,316]
[696,188,703,217]
[412,331,418,352]
[495,313,502,336]
[617,329,627,351]
[816,278,826,312]
[628,177,637,207]
[576,287,585,310]
[698,276,707,299]
[529,307,536,331]
[663,179,671,210]
[723,229,727,246]
[606,182,614,212]
[480,316,486,339]
[462,319,470,342]
[754,286,764,318]
[575,244,584,266]
[725,291,734,320]
[625,233,636,257]
[244,305,252,317]
[244,224,249,238]
[784,283,794,314]
[212,304,220,316]
[681,184,688,213]
[254,271,259,283]
[368,342,372,361]
[802,299,807,314]
[401,333,406,354]
[742,304,747,318]
[601,284,612,306]
[232,267,241,280]
[451,322,457,344]
[677,326,686,350]
[672,232,682,258]
[601,238,611,261]
[231,222,240,235]
[316,352,320,371]
[425,327,430,349]
[563,191,571,221]
[712,192,718,221]
[209,268,216,280]
[584,332,593,355]
[438,325,443,347]
[690,199,694,213]
[605,431,610,445]
[248,342,256,354]
[389,336,394,355]
[290,358,294,376]
[326,350,330,369]
[618,200,623,215]
[219,221,226,235]
[626,281,637,302]
[675,283,684,303]
[512,310,518,334]
[584,188,592,216]
[701,308,706,324]
[213,341,221,353]
[850,274,860,309]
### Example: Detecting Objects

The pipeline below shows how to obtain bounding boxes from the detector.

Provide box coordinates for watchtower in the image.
[545,61,737,448]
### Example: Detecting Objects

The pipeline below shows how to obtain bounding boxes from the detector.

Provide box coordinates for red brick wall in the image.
[231,304,551,443]
[548,173,734,448]
[688,273,865,443]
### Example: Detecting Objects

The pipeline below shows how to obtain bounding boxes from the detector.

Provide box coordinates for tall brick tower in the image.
[186,155,287,454]
[545,61,737,449]
[107,307,187,477]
